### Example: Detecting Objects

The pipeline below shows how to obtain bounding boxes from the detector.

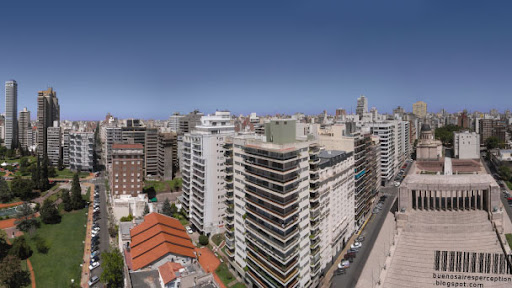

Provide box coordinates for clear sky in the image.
[1,0,512,120]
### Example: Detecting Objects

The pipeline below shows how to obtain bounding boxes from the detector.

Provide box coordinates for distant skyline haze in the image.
[1,0,512,120]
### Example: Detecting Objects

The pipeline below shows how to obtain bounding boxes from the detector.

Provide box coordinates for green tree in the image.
[61,189,72,212]
[40,155,50,191]
[170,203,178,215]
[0,255,31,288]
[199,234,209,246]
[40,199,61,224]
[143,203,150,215]
[48,165,57,178]
[15,202,38,232]
[9,236,32,260]
[0,177,13,203]
[19,157,29,170]
[499,165,512,181]
[58,155,64,171]
[100,248,124,288]
[161,198,172,216]
[0,238,11,260]
[31,157,41,190]
[11,176,33,201]
[70,173,83,210]
[486,136,500,150]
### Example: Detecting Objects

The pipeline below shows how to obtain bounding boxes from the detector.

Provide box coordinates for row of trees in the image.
[434,125,463,146]
[0,237,31,288]
[61,174,85,212]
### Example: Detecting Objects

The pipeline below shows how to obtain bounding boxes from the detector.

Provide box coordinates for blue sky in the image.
[1,0,512,120]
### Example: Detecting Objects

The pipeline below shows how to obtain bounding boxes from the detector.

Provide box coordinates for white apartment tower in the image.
[454,131,480,159]
[366,122,396,185]
[5,80,17,149]
[102,126,123,166]
[69,131,95,171]
[181,111,234,235]
[46,121,61,166]
[356,95,368,118]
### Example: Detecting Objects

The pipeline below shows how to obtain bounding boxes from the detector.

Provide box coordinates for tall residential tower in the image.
[37,87,60,156]
[5,80,18,149]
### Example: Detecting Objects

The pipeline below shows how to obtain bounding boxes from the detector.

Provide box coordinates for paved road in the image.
[330,187,397,288]
[89,173,110,287]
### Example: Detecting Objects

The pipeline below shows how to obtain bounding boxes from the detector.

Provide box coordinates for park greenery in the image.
[100,248,124,288]
[434,125,463,146]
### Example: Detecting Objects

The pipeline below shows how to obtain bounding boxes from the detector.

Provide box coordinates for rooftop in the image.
[158,262,184,285]
[129,213,196,271]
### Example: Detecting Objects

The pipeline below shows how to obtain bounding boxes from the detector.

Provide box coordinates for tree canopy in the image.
[40,199,61,224]
[100,248,124,288]
[0,177,13,203]
[0,255,30,288]
[161,198,172,216]
[70,173,84,210]
[434,125,463,146]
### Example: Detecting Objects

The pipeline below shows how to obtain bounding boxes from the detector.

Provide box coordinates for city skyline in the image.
[2,1,512,120]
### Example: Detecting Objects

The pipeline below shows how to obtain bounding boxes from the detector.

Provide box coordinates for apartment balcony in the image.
[225,166,233,175]
[245,223,299,252]
[309,229,320,241]
[246,233,299,264]
[223,142,233,150]
[225,160,233,167]
[224,150,232,158]
[224,214,234,225]
[245,197,299,220]
[309,173,320,183]
[244,158,300,173]
[245,216,299,243]
[245,185,298,209]
[225,230,235,242]
[246,207,298,232]
[225,245,235,259]
[245,176,300,196]
[225,190,234,200]
[243,147,299,162]
[225,182,233,191]
[309,145,320,155]
[246,245,299,277]
[310,237,321,250]
[247,254,299,288]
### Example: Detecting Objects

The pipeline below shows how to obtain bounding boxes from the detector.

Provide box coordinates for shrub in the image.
[35,237,49,254]
[199,235,209,246]
[120,214,134,222]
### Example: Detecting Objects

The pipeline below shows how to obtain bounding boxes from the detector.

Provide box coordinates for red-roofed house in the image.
[129,213,196,271]
[158,262,184,288]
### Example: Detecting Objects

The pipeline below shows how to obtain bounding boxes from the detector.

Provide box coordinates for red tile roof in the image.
[158,262,184,285]
[112,143,143,150]
[130,213,195,271]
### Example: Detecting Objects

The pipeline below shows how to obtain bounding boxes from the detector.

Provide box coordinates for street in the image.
[89,173,111,287]
[330,186,397,288]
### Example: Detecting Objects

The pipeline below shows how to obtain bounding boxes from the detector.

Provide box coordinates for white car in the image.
[338,260,350,269]
[89,261,100,270]
[351,242,362,249]
[88,275,99,286]
[93,227,100,233]
[394,181,400,187]
[92,230,99,237]
[186,226,193,234]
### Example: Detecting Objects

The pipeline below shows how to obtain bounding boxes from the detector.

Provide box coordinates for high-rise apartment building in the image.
[226,120,357,288]
[37,87,60,156]
[168,112,183,133]
[69,131,95,171]
[366,122,396,185]
[180,111,234,235]
[412,101,427,118]
[454,131,479,159]
[144,128,158,177]
[18,107,31,150]
[179,110,203,134]
[62,130,70,167]
[110,143,144,198]
[356,95,368,117]
[5,80,17,149]
[157,132,178,180]
[46,122,61,166]
[102,126,122,166]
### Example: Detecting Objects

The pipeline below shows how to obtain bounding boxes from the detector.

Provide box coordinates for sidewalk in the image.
[80,183,95,288]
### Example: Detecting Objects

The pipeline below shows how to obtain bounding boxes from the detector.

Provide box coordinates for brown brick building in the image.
[110,143,144,198]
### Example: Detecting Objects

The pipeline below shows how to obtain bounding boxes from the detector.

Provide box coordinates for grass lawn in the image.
[211,233,225,246]
[215,262,236,286]
[506,181,512,190]
[231,283,246,288]
[145,178,182,193]
[54,169,89,179]
[27,208,87,288]
[506,234,512,250]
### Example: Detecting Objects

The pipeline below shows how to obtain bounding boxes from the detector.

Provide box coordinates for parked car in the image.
[356,236,365,242]
[88,275,100,286]
[186,226,193,234]
[89,261,100,271]
[90,255,100,264]
[335,268,346,275]
[338,260,350,269]
[91,250,100,258]
[351,242,362,249]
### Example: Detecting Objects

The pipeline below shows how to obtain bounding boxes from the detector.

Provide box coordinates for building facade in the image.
[46,122,61,166]
[157,132,177,180]
[412,101,427,118]
[37,87,60,156]
[181,111,234,235]
[453,131,479,159]
[18,107,31,150]
[110,143,144,198]
[69,131,95,171]
[4,80,17,149]
[102,126,122,166]
[356,95,368,118]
